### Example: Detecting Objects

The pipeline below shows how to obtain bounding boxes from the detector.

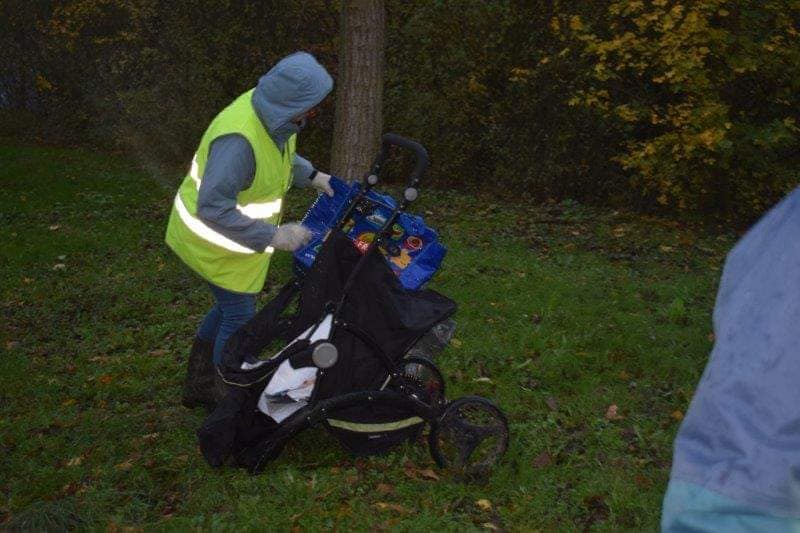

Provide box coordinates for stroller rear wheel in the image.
[429,396,509,479]
[401,356,446,410]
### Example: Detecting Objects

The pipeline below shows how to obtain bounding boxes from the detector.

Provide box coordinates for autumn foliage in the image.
[1,0,798,219]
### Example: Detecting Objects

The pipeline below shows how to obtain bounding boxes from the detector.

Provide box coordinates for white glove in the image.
[270,222,312,252]
[311,171,334,197]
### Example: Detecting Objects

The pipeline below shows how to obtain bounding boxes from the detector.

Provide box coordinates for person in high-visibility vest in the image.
[165,52,334,409]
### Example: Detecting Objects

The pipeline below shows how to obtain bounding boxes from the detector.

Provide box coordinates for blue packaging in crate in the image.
[294,177,446,290]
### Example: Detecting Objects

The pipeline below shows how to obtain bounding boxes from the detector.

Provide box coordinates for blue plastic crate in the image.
[294,177,446,290]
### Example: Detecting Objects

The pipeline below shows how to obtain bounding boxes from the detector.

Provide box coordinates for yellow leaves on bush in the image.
[509,67,534,82]
[568,89,610,110]
[467,76,488,96]
[569,15,584,31]
[696,128,725,150]
[563,0,796,212]
[35,74,53,92]
[615,105,638,123]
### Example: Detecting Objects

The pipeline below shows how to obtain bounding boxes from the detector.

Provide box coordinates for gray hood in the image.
[251,52,333,150]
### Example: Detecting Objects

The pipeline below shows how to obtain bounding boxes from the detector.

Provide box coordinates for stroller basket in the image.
[198,134,508,478]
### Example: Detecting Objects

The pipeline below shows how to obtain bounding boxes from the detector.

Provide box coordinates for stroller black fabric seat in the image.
[198,229,456,470]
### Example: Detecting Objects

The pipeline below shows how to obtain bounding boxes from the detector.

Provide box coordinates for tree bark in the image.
[331,0,385,181]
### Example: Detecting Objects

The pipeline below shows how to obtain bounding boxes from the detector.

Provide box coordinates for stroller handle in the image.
[369,133,429,189]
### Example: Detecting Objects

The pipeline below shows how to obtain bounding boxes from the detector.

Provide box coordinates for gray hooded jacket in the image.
[196,52,333,252]
[670,185,800,517]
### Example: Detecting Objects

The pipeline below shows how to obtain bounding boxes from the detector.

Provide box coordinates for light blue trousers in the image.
[662,480,800,533]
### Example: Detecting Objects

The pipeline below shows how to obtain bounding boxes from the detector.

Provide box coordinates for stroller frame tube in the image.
[332,134,429,317]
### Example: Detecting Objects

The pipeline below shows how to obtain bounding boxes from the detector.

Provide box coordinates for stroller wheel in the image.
[401,356,446,410]
[429,396,509,479]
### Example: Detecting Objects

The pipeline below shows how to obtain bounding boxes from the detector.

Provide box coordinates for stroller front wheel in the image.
[429,396,509,479]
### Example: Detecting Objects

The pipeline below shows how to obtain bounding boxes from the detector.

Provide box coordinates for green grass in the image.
[0,142,736,531]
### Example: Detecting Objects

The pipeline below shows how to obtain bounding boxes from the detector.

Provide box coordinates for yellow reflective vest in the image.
[165,89,296,293]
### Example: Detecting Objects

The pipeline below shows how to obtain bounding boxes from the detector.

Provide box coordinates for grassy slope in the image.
[0,143,736,531]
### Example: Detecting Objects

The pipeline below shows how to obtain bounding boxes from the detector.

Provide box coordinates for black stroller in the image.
[198,134,509,478]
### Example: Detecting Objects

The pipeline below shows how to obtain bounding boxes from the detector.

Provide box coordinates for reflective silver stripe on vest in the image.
[190,154,201,188]
[326,417,424,433]
[188,154,283,220]
[238,198,282,219]
[173,194,274,254]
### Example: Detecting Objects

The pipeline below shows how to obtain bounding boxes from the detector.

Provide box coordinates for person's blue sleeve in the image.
[292,154,315,188]
[196,134,277,252]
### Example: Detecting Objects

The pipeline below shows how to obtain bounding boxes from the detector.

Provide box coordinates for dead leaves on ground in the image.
[373,502,410,514]
[375,483,395,496]
[475,498,492,511]
[605,404,623,421]
[532,451,553,469]
[403,461,440,482]
[545,397,559,411]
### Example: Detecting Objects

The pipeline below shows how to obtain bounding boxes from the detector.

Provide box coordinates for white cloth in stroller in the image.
[256,314,333,423]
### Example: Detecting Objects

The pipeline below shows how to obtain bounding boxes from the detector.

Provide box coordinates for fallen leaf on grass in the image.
[482,523,501,531]
[404,463,440,481]
[148,349,169,357]
[141,432,160,443]
[313,488,335,502]
[582,494,610,528]
[376,483,395,495]
[532,451,552,468]
[545,397,559,411]
[475,499,492,511]
[115,459,134,471]
[473,377,493,384]
[98,374,114,385]
[605,404,622,420]
[52,263,66,271]
[373,502,409,514]
[671,410,684,422]
[49,224,60,231]
[450,338,463,348]
[66,456,82,467]
[416,468,440,481]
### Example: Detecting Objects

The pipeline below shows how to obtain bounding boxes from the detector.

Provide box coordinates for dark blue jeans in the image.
[197,283,256,365]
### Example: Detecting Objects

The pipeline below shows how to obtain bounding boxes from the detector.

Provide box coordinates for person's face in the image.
[291,106,321,129]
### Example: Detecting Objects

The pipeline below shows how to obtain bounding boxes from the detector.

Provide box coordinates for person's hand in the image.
[311,171,334,197]
[270,222,312,252]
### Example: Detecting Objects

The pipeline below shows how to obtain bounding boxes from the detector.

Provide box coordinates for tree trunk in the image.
[331,0,385,181]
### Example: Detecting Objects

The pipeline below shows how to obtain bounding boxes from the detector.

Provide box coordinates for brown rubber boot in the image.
[181,337,217,410]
